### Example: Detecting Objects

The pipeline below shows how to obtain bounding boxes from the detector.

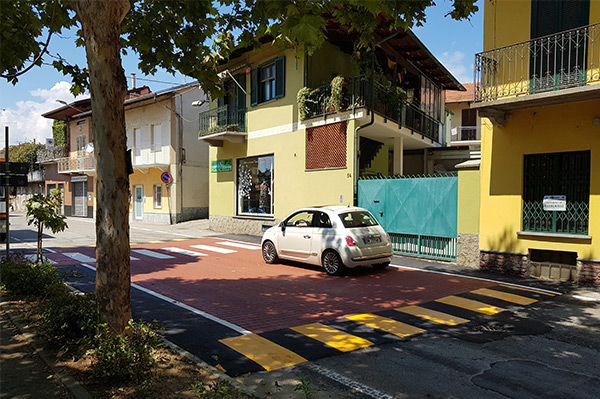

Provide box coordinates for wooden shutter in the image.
[250,68,258,106]
[275,57,285,99]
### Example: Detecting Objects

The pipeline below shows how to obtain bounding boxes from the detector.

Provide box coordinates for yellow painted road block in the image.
[471,288,539,306]
[436,296,505,315]
[347,313,426,337]
[291,323,373,352]
[396,305,470,326]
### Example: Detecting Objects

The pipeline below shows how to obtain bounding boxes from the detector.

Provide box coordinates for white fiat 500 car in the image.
[261,206,393,275]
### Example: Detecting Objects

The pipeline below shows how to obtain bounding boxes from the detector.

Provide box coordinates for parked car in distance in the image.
[261,206,393,275]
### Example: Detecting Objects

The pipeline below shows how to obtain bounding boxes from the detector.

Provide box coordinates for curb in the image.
[0,299,93,399]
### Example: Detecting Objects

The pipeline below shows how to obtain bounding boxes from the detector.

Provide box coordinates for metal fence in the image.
[474,22,600,102]
[199,104,246,137]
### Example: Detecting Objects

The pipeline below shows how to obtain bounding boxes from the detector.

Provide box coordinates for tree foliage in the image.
[25,188,68,263]
[0,142,45,170]
[52,119,67,146]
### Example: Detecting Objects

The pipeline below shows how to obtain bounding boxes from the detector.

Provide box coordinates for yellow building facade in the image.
[475,0,600,285]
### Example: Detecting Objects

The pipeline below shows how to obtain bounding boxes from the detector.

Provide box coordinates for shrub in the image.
[38,290,98,350]
[0,255,65,297]
[91,319,163,383]
[191,380,246,399]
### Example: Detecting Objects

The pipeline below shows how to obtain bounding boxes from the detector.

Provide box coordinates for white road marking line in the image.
[217,241,261,250]
[45,249,57,254]
[163,247,208,257]
[302,363,393,399]
[63,252,96,263]
[132,249,176,259]
[77,263,251,335]
[24,254,56,265]
[190,244,237,254]
[390,264,562,296]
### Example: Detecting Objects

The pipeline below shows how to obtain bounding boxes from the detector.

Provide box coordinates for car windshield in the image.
[338,211,379,228]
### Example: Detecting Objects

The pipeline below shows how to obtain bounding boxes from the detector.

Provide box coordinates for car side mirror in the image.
[279,221,286,231]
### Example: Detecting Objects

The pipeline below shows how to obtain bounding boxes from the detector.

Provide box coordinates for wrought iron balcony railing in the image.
[199,104,246,137]
[57,153,95,173]
[475,23,600,102]
[302,75,441,142]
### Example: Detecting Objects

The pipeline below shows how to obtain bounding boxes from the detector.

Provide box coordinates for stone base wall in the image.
[480,250,529,276]
[457,234,480,268]
[209,215,280,236]
[579,259,600,286]
[481,250,600,287]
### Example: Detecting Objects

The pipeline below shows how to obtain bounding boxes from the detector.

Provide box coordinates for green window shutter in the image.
[235,73,246,109]
[250,68,258,106]
[274,57,285,99]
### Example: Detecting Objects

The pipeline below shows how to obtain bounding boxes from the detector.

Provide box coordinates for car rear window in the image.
[338,211,379,228]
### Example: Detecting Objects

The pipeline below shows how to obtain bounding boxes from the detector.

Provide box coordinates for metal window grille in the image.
[522,150,590,235]
[305,122,347,170]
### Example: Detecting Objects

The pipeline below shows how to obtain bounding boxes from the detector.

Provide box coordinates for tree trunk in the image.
[37,224,43,264]
[70,0,132,334]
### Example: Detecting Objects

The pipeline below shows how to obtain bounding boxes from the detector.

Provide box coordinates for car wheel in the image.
[262,240,279,264]
[373,262,390,270]
[322,250,346,276]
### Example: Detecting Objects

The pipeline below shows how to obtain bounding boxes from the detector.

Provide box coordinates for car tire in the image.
[322,250,346,276]
[262,240,279,264]
[373,262,390,270]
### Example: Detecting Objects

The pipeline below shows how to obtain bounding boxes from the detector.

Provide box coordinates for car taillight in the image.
[346,236,355,246]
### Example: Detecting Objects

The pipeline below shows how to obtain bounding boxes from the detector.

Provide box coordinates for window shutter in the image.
[250,68,258,106]
[275,57,285,99]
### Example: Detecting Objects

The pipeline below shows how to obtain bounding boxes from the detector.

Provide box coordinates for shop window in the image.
[522,150,590,235]
[250,57,285,106]
[306,122,347,170]
[237,155,274,216]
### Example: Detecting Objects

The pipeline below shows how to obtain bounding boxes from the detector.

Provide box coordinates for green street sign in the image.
[211,159,232,173]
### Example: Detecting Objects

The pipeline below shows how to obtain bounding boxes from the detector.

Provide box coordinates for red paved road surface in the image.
[52,238,497,333]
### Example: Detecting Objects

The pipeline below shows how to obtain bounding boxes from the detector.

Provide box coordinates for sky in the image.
[0,0,483,146]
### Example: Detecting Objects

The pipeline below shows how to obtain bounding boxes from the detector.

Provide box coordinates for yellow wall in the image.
[209,120,357,220]
[129,168,171,216]
[480,99,600,260]
[458,167,480,235]
[308,42,358,87]
[363,145,389,177]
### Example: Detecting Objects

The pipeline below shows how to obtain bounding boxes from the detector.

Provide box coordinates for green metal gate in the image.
[358,174,458,261]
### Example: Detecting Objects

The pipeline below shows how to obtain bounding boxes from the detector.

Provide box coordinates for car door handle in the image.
[304,235,311,239]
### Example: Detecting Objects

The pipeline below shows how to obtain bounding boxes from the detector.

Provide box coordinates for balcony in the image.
[132,145,170,173]
[57,153,95,174]
[198,105,247,146]
[301,75,441,143]
[473,23,600,125]
[449,126,481,147]
[27,169,45,183]
[37,145,69,164]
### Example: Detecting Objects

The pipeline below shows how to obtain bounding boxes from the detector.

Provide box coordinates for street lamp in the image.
[56,99,86,113]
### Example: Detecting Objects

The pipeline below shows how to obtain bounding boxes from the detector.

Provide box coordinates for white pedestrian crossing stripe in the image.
[190,244,237,254]
[63,252,138,263]
[132,249,176,259]
[217,241,261,250]
[63,252,96,263]
[163,247,208,257]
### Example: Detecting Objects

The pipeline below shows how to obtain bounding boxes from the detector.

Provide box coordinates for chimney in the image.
[131,73,136,89]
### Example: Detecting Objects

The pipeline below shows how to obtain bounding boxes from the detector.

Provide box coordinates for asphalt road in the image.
[4,213,600,398]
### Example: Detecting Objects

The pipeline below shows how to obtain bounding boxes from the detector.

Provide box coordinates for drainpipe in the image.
[354,106,374,206]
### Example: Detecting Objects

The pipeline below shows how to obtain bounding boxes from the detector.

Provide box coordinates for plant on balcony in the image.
[297,87,312,120]
[226,124,240,132]
[328,76,347,113]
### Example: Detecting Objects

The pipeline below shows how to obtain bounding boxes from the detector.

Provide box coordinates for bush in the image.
[91,319,163,383]
[39,290,98,350]
[191,380,246,399]
[0,255,65,297]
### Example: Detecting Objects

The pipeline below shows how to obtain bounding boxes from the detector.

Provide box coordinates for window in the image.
[237,155,274,216]
[250,57,285,106]
[314,212,332,228]
[285,211,314,227]
[154,185,162,208]
[338,211,379,228]
[306,122,347,170]
[133,128,141,156]
[76,135,87,152]
[151,124,162,152]
[522,150,590,235]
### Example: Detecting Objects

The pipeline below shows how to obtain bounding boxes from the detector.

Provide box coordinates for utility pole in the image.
[4,126,9,257]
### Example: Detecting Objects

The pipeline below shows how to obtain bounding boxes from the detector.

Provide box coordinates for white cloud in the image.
[438,51,474,84]
[0,81,85,145]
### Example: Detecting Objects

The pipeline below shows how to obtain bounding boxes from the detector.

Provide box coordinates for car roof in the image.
[304,205,367,214]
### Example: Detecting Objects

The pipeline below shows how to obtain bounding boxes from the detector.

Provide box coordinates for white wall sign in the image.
[543,195,566,211]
